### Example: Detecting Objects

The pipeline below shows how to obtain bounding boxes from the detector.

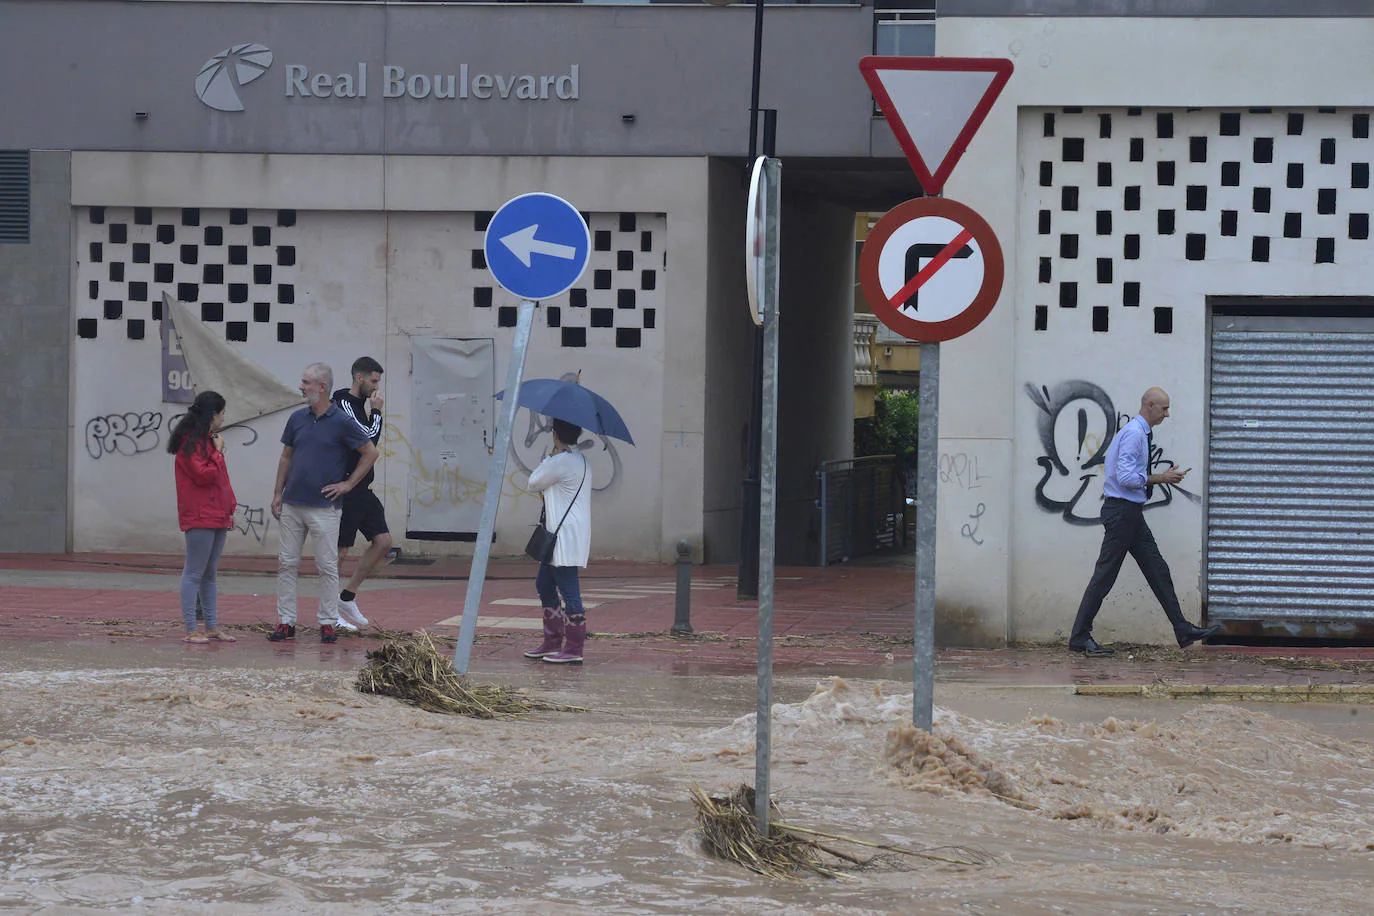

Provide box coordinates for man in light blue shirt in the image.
[1069,387,1222,656]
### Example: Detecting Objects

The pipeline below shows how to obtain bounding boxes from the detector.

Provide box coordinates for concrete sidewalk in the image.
[1,552,1372,689]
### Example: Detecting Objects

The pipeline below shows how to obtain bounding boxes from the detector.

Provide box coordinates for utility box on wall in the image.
[405,337,495,541]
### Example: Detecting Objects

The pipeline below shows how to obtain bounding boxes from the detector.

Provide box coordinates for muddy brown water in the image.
[1,643,1370,914]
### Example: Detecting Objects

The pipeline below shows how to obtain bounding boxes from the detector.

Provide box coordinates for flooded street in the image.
[1,643,1371,914]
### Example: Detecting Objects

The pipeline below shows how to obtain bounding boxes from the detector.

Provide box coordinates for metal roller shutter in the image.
[1207,312,1374,625]
[0,150,30,244]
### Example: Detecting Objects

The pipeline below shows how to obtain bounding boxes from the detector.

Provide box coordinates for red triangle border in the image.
[860,56,1014,196]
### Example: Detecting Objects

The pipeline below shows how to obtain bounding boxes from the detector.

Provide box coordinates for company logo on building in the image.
[196,42,580,112]
[196,43,274,112]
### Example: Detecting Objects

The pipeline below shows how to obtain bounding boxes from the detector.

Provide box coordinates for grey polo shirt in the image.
[280,404,370,508]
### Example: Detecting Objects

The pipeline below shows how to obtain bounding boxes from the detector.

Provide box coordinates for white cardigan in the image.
[527,451,591,568]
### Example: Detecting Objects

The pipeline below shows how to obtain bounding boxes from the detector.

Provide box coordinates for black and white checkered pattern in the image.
[470,210,665,349]
[75,206,665,352]
[76,206,299,343]
[1025,108,1373,335]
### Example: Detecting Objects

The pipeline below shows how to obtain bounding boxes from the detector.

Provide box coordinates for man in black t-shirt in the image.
[332,356,392,630]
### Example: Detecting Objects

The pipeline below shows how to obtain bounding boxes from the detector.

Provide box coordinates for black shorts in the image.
[338,488,389,548]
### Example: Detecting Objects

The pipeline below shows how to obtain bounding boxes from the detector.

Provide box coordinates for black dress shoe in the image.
[1069,637,1115,657]
[1177,623,1223,648]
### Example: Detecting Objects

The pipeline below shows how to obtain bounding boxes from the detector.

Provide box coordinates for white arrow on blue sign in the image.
[483,192,592,302]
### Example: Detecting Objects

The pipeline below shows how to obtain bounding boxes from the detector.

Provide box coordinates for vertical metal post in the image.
[672,540,694,635]
[747,0,765,165]
[737,0,769,599]
[738,330,763,600]
[754,157,781,835]
[454,298,537,675]
[913,341,939,731]
[818,467,828,567]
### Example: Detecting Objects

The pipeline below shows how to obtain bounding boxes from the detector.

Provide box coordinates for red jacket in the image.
[174,441,237,531]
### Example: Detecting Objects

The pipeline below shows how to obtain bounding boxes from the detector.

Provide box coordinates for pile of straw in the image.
[691,784,840,878]
[690,783,994,879]
[356,631,584,719]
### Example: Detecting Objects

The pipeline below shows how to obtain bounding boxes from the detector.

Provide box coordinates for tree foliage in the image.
[854,387,920,474]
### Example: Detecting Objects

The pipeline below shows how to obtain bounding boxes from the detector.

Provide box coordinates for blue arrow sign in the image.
[484,193,591,302]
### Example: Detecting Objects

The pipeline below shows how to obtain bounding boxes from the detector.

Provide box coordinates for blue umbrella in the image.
[496,376,635,445]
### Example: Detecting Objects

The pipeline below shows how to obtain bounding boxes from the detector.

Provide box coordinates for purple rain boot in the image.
[544,617,585,665]
[523,608,565,659]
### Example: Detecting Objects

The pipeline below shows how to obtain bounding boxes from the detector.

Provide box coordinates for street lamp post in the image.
[736,0,774,601]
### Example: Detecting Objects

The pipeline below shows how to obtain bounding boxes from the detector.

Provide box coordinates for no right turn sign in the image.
[859,197,1005,342]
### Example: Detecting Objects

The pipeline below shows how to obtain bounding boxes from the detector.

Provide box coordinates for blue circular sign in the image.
[483,193,591,302]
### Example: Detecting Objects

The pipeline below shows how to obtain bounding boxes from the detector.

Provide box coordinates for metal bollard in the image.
[671,540,694,635]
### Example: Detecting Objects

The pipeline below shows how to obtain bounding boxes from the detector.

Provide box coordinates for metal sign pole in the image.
[913,340,939,730]
[754,156,781,835]
[454,298,538,675]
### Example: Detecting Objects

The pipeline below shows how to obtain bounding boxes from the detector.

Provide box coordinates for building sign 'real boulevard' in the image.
[196,43,580,112]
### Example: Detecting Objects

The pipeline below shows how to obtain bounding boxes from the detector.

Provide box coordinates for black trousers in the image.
[1071,497,1188,646]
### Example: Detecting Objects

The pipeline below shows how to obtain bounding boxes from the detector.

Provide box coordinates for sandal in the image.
[183,633,209,644]
[206,630,237,643]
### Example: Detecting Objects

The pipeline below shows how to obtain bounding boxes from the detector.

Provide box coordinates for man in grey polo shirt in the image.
[269,362,379,643]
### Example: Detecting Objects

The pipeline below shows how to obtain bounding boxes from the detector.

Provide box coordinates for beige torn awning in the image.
[164,293,302,427]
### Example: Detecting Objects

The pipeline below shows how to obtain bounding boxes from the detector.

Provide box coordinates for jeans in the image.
[277,503,342,626]
[535,563,584,617]
[1071,497,1188,645]
[180,528,227,631]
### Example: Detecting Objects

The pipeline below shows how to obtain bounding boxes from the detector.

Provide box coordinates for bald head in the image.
[1140,387,1171,427]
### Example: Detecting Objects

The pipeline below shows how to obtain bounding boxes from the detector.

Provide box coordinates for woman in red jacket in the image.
[168,391,237,644]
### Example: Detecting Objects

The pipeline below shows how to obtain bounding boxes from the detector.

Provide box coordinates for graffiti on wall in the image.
[232,502,273,545]
[1025,381,1200,525]
[960,502,987,546]
[509,408,623,494]
[507,373,625,494]
[940,451,992,548]
[84,410,259,460]
[85,412,165,459]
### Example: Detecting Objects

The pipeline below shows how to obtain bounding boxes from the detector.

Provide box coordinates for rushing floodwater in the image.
[1,643,1370,914]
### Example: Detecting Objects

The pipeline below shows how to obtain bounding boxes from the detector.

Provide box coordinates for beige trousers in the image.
[276,503,341,626]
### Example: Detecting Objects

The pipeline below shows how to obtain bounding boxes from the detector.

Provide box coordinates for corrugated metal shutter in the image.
[1207,323,1374,623]
[0,151,30,244]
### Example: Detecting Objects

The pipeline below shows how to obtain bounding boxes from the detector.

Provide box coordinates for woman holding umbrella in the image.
[524,419,592,664]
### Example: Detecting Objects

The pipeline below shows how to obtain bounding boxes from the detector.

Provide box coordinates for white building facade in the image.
[935,10,1374,644]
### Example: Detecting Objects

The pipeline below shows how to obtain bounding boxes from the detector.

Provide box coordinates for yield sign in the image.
[859,57,1013,196]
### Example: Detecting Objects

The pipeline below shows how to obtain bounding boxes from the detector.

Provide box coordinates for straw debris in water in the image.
[356,631,584,719]
[690,783,994,879]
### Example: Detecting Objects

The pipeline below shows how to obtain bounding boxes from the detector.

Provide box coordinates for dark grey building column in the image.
[1,150,71,552]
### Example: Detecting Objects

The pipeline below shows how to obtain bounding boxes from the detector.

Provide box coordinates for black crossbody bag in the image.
[524,455,587,563]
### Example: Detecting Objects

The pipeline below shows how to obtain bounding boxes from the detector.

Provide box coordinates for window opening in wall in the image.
[873,4,934,56]
[0,151,30,244]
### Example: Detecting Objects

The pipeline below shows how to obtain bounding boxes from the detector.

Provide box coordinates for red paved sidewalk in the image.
[0,552,916,675]
[2,552,1372,686]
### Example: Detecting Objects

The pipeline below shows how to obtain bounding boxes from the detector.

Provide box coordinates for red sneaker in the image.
[267,624,296,642]
[320,624,338,644]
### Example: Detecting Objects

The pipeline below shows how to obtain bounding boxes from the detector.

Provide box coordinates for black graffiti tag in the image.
[232,503,272,545]
[85,411,164,460]
[960,502,987,546]
[1025,381,1198,525]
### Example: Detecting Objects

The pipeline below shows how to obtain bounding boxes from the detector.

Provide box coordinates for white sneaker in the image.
[338,598,369,629]
[335,617,358,632]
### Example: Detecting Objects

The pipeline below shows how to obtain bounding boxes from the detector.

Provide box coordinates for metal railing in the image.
[816,454,907,566]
